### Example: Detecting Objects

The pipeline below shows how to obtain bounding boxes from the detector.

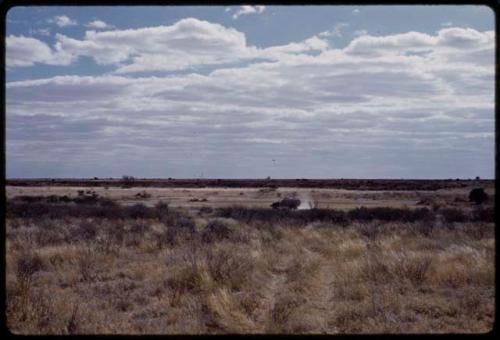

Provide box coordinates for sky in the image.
[5,5,495,179]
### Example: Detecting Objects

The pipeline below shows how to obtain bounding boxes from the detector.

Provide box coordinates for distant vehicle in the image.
[271,198,301,210]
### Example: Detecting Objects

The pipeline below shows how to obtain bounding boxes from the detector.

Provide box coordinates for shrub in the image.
[130,221,149,235]
[106,223,125,246]
[441,208,469,223]
[215,206,349,226]
[12,195,44,203]
[73,195,100,205]
[356,224,380,240]
[397,256,433,286]
[154,231,171,249]
[75,221,98,241]
[126,203,154,219]
[78,250,98,282]
[199,206,213,214]
[35,224,67,246]
[201,219,234,243]
[412,221,434,237]
[155,201,169,216]
[135,191,151,198]
[7,202,49,219]
[469,188,488,205]
[165,261,212,295]
[17,252,45,279]
[98,198,117,208]
[270,198,301,210]
[472,207,495,223]
[206,246,259,291]
[162,216,196,245]
[175,216,196,232]
[347,207,433,223]
[461,223,489,240]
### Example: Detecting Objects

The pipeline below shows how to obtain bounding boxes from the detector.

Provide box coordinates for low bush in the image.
[201,219,235,243]
[155,201,169,217]
[125,204,154,219]
[472,207,495,223]
[76,221,98,241]
[17,252,45,279]
[347,207,433,223]
[175,216,196,232]
[216,206,433,225]
[199,206,213,214]
[35,227,67,246]
[7,198,124,219]
[469,188,488,205]
[130,221,150,235]
[396,256,433,286]
[441,208,469,223]
[161,216,196,245]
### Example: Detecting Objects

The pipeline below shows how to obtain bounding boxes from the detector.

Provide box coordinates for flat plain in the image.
[5,179,495,334]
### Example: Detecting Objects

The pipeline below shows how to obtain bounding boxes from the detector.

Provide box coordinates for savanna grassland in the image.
[5,180,495,334]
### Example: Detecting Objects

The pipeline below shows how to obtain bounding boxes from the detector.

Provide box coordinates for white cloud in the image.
[48,15,78,27]
[6,35,73,67]
[55,18,256,73]
[261,35,329,58]
[30,27,51,36]
[6,35,53,67]
[353,29,368,37]
[319,23,349,38]
[86,20,113,29]
[6,23,495,177]
[44,18,333,73]
[232,5,266,19]
[352,8,360,14]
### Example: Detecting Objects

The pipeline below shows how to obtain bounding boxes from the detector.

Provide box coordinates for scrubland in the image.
[5,193,495,334]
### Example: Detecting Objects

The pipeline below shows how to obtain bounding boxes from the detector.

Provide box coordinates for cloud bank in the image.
[6,19,495,178]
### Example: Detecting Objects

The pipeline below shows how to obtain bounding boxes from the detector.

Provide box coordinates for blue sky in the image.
[6,5,495,178]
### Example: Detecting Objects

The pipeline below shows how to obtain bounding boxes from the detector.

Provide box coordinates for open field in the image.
[6,179,495,211]
[5,181,495,334]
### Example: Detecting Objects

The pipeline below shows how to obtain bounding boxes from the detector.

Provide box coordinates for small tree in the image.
[469,188,488,205]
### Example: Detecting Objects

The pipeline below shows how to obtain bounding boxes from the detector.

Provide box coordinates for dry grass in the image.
[5,193,495,334]
[8,183,494,210]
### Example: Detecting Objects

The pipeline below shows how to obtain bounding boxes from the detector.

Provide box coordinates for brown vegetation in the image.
[6,178,493,190]
[5,193,495,334]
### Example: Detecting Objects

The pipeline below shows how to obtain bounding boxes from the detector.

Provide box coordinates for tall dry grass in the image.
[5,199,495,334]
